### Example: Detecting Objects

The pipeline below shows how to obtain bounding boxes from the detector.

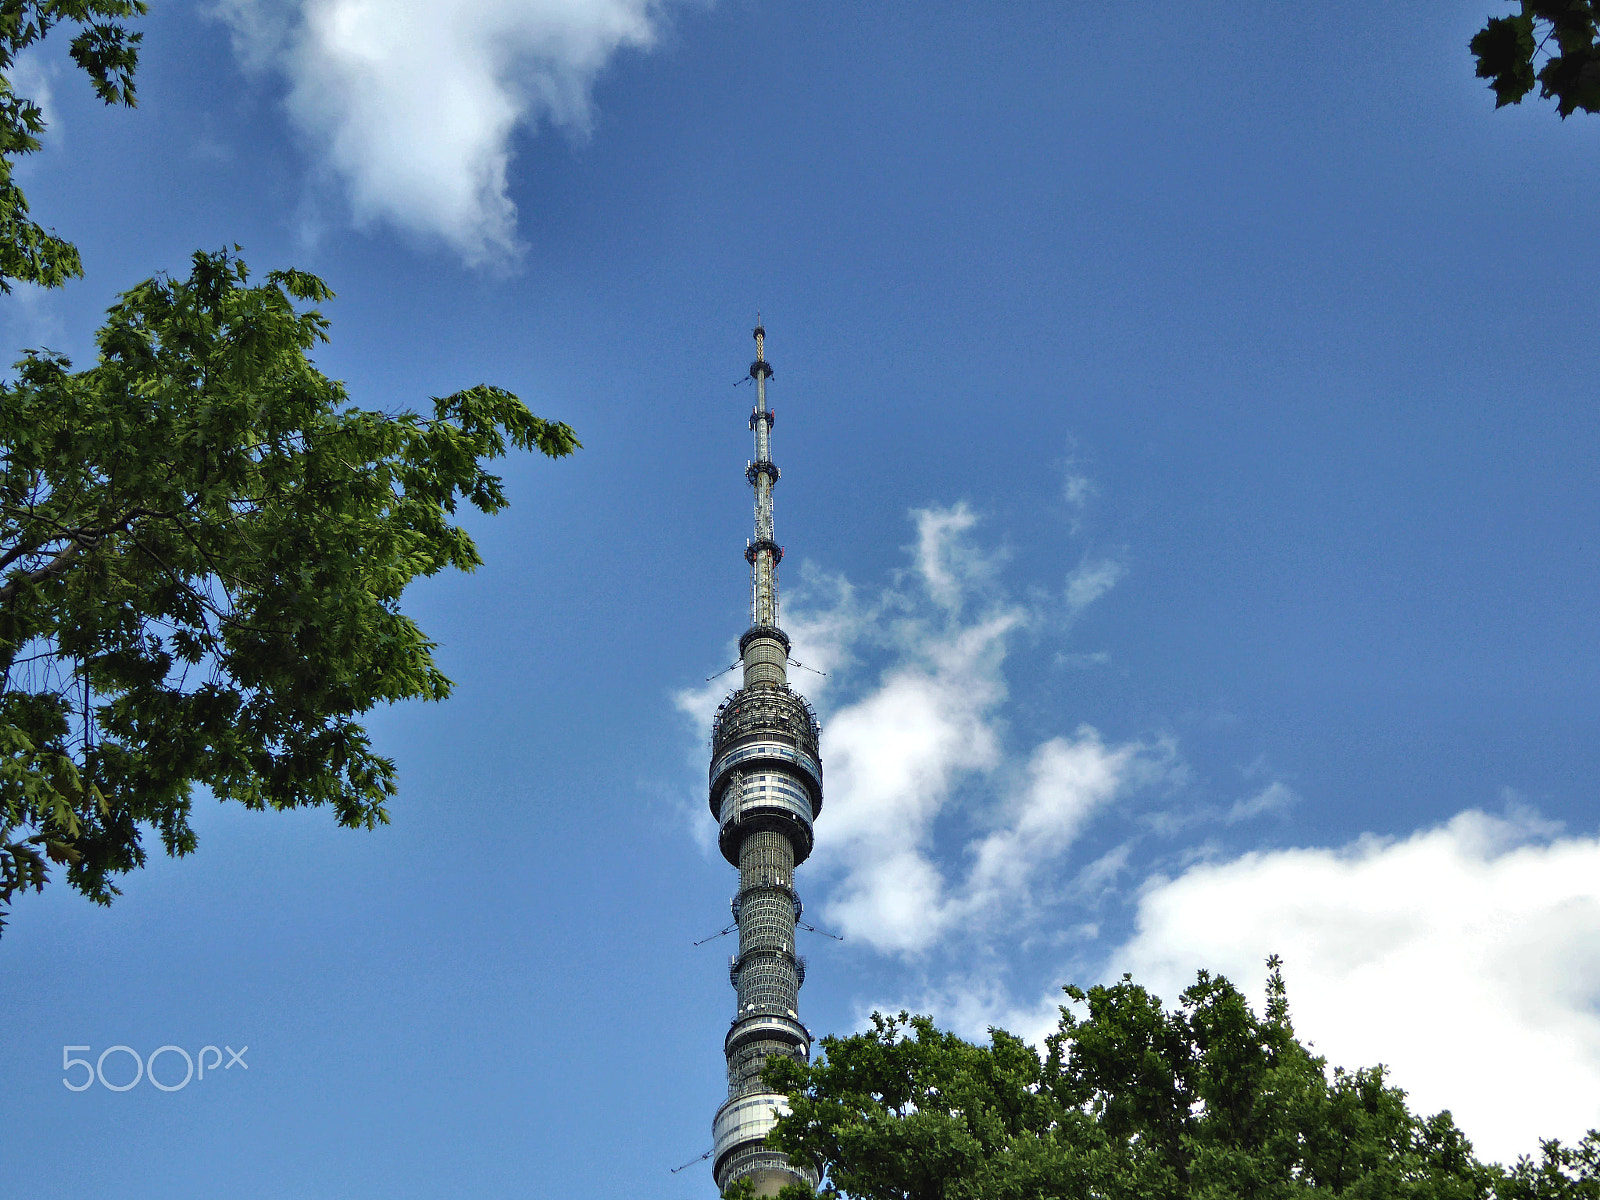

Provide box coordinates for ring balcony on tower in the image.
[709,690,823,866]
[745,538,784,565]
[739,625,790,657]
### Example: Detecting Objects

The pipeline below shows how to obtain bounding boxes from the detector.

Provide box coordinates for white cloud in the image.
[1109,809,1600,1165]
[816,604,1018,952]
[216,0,667,264]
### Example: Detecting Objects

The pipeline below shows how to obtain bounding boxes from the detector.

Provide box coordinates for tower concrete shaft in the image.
[708,325,822,1197]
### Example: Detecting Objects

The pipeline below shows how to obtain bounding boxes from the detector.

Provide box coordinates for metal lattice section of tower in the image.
[708,325,823,1198]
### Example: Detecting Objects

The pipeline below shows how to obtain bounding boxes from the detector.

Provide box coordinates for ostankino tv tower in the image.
[707,325,822,1196]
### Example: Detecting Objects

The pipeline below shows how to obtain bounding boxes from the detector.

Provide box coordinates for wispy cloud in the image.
[215,0,670,265]
[1057,440,1097,536]
[909,503,998,613]
[964,732,1153,915]
[780,504,1155,956]
[1065,556,1125,616]
[8,49,58,143]
[0,282,70,357]
[1226,779,1297,823]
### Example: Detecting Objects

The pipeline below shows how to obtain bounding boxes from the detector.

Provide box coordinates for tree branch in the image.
[0,538,86,604]
[0,501,200,605]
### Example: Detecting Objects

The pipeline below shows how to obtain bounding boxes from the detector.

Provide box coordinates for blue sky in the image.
[3,1,1599,1195]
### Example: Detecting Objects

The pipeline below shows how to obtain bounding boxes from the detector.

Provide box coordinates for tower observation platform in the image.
[707,325,822,1197]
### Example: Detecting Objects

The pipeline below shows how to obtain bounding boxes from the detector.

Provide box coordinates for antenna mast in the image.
[747,321,781,630]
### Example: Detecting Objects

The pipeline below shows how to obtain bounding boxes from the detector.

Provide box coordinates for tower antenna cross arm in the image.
[706,324,822,1197]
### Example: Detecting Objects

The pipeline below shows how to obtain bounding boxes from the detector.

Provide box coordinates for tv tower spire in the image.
[708,324,822,1196]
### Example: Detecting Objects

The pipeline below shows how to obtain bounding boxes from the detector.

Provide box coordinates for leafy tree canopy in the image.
[1472,2,1600,116]
[751,960,1600,1200]
[0,250,578,928]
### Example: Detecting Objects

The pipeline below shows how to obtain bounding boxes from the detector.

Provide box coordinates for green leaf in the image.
[1472,13,1539,107]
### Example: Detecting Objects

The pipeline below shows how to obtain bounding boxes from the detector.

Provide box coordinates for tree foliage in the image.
[0,250,579,927]
[1472,2,1600,116]
[759,960,1600,1200]
[0,4,580,930]
[0,1,146,290]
